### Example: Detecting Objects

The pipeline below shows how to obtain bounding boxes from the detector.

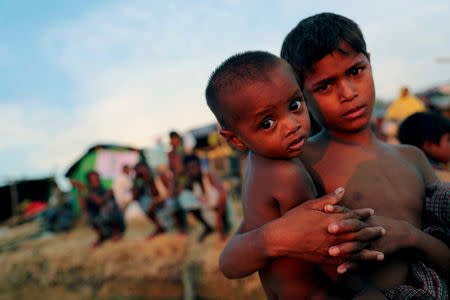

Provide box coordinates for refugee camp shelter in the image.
[0,177,56,222]
[65,144,146,214]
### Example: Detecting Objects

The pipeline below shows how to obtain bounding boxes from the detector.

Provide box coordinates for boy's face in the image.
[426,133,450,163]
[302,43,375,133]
[88,173,101,188]
[220,62,310,159]
[170,135,181,148]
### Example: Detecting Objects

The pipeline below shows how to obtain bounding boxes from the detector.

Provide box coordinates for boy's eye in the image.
[317,84,329,92]
[260,119,274,130]
[289,99,303,111]
[350,66,364,76]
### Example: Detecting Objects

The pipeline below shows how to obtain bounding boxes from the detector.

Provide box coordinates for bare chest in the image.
[313,149,424,227]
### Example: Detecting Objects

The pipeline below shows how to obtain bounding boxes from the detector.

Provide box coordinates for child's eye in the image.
[350,66,364,76]
[317,84,329,92]
[289,99,303,111]
[260,119,274,130]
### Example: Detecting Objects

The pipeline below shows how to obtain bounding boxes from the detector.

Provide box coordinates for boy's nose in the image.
[339,80,357,102]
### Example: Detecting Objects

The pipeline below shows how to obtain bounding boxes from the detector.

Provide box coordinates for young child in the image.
[219,13,449,299]
[183,154,230,240]
[206,50,378,299]
[73,171,126,247]
[398,112,450,181]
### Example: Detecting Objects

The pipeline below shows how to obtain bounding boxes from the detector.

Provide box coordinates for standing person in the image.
[134,162,172,239]
[113,165,134,212]
[73,171,126,248]
[183,154,229,241]
[168,131,185,179]
[385,87,426,123]
[383,86,427,143]
[218,13,449,299]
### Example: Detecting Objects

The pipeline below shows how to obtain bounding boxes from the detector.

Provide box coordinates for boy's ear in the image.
[367,52,371,62]
[423,140,437,155]
[220,129,248,152]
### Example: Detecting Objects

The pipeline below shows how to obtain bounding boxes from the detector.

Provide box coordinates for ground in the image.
[0,207,264,300]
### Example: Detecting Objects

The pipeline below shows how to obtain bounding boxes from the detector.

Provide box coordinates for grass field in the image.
[0,206,264,300]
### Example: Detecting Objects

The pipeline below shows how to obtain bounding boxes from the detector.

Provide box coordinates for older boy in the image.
[207,51,385,299]
[220,13,449,299]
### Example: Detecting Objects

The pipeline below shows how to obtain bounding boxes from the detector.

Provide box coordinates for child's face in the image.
[427,133,450,163]
[302,43,375,133]
[88,173,101,188]
[220,62,310,159]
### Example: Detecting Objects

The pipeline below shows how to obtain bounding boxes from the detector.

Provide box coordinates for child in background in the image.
[398,112,450,181]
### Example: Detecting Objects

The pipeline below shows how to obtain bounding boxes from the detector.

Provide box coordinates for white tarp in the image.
[95,149,139,179]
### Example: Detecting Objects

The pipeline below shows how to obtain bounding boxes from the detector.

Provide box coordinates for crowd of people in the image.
[72,131,232,248]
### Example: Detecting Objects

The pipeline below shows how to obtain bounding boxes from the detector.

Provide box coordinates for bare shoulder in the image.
[247,152,314,214]
[251,153,308,186]
[385,143,439,184]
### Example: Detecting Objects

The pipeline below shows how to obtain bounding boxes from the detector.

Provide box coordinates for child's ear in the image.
[423,140,437,155]
[220,129,248,152]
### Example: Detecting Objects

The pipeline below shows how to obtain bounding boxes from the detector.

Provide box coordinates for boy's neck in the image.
[326,126,377,147]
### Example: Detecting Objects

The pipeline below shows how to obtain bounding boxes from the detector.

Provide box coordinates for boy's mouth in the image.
[343,105,367,119]
[287,136,305,152]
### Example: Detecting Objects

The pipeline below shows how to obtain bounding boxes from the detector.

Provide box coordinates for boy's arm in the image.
[219,189,385,278]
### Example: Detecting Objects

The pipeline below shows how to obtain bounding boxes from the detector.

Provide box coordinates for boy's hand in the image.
[322,195,386,273]
[366,215,416,255]
[267,188,385,265]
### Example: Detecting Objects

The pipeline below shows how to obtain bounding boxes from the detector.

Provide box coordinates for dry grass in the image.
[0,209,264,300]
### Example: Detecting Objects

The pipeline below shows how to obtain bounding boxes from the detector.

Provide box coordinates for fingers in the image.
[324,204,349,213]
[336,250,385,274]
[328,218,367,234]
[329,241,367,257]
[305,187,345,210]
[337,261,357,274]
[347,208,375,220]
[349,249,384,262]
[332,226,385,244]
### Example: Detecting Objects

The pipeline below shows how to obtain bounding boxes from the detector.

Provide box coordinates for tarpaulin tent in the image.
[0,177,56,222]
[65,144,146,215]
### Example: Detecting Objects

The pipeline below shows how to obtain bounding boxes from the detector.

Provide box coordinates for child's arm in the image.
[220,189,384,278]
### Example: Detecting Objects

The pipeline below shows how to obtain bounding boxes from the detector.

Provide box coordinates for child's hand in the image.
[267,188,385,265]
[366,215,416,255]
[323,199,386,273]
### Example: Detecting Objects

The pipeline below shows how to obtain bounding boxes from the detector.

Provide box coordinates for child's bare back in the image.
[241,152,329,299]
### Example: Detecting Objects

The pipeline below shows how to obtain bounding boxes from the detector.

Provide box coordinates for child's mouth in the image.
[287,136,305,152]
[343,105,367,119]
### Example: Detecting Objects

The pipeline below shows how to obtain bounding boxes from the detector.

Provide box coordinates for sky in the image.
[1,0,449,189]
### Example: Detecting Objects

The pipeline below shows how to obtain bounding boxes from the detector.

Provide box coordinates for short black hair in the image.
[205,51,284,129]
[398,112,450,148]
[281,12,368,88]
[169,131,180,139]
[183,154,200,166]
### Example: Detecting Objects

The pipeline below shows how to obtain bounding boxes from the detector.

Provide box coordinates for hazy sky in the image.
[1,0,449,187]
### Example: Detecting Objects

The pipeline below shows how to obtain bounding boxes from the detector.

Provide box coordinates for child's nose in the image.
[284,115,300,136]
[339,79,357,102]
